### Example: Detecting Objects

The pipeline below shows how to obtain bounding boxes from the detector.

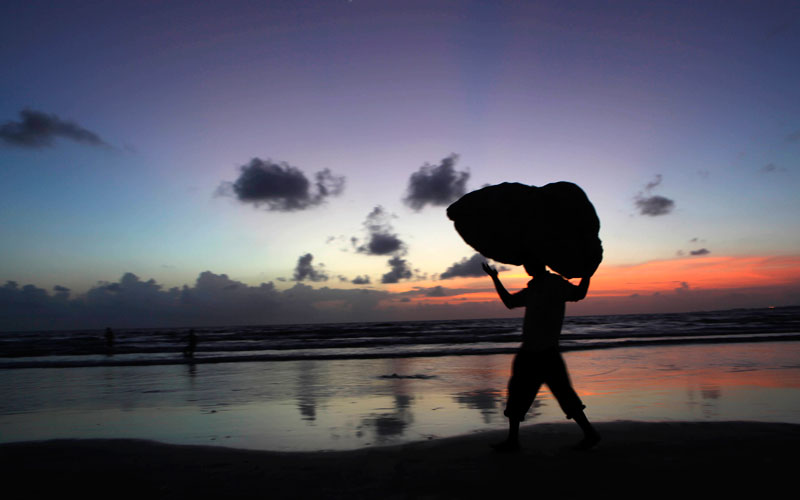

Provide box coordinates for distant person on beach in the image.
[104,327,114,353]
[483,261,600,451]
[183,329,197,358]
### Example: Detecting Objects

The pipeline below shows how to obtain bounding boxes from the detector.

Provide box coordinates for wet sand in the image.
[2,421,797,499]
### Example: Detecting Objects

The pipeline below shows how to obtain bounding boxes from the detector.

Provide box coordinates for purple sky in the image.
[1,1,799,330]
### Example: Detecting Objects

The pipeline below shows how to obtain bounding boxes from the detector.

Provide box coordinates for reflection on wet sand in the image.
[453,389,502,424]
[0,342,798,451]
[296,360,319,422]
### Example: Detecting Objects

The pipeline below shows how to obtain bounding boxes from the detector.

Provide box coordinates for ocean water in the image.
[1,306,798,369]
[1,307,799,450]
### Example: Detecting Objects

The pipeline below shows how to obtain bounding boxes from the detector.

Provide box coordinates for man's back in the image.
[515,271,581,352]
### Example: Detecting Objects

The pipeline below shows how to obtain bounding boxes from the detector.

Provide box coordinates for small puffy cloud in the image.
[403,154,469,210]
[292,253,329,282]
[354,206,406,256]
[351,275,371,285]
[634,175,675,216]
[440,253,508,279]
[690,248,710,256]
[636,195,675,216]
[382,256,413,284]
[217,158,344,211]
[760,163,786,174]
[0,108,108,149]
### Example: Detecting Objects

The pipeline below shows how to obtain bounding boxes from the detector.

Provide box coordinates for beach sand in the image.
[2,421,796,499]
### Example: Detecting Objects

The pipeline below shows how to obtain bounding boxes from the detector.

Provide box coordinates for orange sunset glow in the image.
[382,254,800,316]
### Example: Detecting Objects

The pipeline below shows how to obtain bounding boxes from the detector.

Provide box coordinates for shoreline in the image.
[2,421,797,498]
[3,334,799,370]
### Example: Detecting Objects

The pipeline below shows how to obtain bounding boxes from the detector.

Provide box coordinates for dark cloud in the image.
[382,256,413,284]
[0,272,401,330]
[351,275,371,285]
[635,175,674,216]
[690,248,711,256]
[292,253,328,282]
[53,285,71,293]
[761,163,786,173]
[439,253,508,279]
[0,108,109,149]
[403,154,469,210]
[635,195,675,216]
[217,158,344,211]
[354,206,406,256]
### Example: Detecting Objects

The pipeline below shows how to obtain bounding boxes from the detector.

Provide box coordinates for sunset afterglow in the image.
[1,1,798,329]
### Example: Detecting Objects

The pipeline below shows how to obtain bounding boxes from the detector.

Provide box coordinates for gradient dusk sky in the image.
[1,0,799,330]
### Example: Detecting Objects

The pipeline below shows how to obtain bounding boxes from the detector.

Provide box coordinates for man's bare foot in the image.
[572,433,601,451]
[490,440,521,453]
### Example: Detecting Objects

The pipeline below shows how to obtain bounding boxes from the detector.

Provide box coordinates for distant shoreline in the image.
[2,421,796,498]
[2,334,798,370]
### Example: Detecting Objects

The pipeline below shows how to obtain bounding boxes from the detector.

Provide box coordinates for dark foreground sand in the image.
[2,422,797,499]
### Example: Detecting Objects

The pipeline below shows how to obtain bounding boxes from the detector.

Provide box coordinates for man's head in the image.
[523,260,545,277]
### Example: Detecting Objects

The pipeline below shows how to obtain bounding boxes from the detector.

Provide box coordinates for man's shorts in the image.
[504,348,586,421]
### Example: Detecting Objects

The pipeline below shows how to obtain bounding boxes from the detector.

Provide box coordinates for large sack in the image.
[446,181,603,278]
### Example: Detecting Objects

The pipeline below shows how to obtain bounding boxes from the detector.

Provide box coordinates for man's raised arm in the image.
[482,262,524,309]
[566,276,591,302]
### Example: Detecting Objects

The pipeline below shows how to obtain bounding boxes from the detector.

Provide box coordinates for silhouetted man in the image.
[483,261,600,451]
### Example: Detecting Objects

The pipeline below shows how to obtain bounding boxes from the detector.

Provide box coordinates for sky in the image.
[1,0,799,330]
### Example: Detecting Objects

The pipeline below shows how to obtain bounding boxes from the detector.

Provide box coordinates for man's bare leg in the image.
[491,418,521,452]
[572,411,601,450]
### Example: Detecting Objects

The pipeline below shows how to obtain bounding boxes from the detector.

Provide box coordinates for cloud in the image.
[354,206,406,256]
[217,158,344,211]
[382,256,413,284]
[690,248,711,256]
[634,175,675,216]
[4,255,800,331]
[643,174,663,191]
[0,108,108,149]
[350,207,416,284]
[292,253,329,282]
[761,163,786,173]
[351,275,371,285]
[439,253,508,279]
[0,272,402,330]
[403,154,469,210]
[635,195,675,216]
